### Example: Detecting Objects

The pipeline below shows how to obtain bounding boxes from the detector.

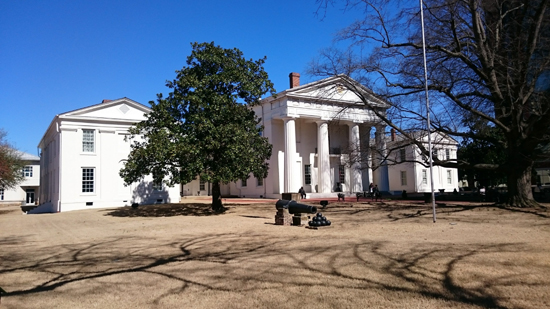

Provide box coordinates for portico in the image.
[251,73,390,199]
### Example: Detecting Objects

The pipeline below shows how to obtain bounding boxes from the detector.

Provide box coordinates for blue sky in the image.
[1,0,362,155]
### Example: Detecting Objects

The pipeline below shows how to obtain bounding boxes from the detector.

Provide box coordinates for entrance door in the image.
[295,160,302,191]
[26,189,35,204]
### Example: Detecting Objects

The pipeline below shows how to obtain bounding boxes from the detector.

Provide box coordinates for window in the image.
[82,168,95,193]
[400,171,407,186]
[445,149,451,160]
[257,177,263,186]
[304,164,311,185]
[23,166,33,177]
[0,188,4,200]
[433,148,438,159]
[422,169,427,185]
[152,180,163,191]
[82,129,95,152]
[241,178,247,187]
[447,170,453,184]
[339,165,345,184]
[399,148,406,162]
[199,178,206,191]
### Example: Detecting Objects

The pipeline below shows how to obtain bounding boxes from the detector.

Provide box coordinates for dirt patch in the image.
[1,201,549,309]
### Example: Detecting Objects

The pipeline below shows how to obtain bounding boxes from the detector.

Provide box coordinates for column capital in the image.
[342,120,361,127]
[375,123,386,131]
[273,115,297,122]
[281,116,297,121]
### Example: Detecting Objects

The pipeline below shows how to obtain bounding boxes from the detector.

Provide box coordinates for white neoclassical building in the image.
[30,75,458,211]
[182,73,392,199]
[183,73,459,199]
[251,73,391,198]
[32,98,180,213]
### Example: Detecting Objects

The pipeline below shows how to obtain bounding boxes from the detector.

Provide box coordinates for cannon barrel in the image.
[275,199,317,214]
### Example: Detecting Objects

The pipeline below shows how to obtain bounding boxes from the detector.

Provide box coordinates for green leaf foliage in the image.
[120,42,275,206]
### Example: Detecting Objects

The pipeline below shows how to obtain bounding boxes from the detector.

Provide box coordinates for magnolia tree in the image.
[120,42,275,211]
[312,0,550,207]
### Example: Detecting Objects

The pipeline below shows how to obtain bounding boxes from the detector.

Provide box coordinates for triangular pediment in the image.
[61,98,150,121]
[265,75,389,108]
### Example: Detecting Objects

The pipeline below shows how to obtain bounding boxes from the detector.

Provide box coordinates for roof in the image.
[15,150,40,161]
[386,130,459,146]
[38,97,150,149]
[261,74,390,109]
[58,97,150,116]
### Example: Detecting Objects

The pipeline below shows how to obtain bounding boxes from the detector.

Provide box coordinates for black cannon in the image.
[275,199,317,215]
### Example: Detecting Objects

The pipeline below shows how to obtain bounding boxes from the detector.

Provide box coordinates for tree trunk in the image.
[505,155,539,208]
[211,181,225,212]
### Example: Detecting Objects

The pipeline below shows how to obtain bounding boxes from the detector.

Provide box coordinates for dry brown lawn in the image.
[1,200,549,309]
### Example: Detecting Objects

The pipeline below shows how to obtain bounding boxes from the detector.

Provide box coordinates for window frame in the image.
[422,169,427,185]
[399,148,406,162]
[338,165,345,184]
[23,166,33,177]
[241,178,247,187]
[447,170,453,184]
[445,149,451,160]
[0,188,4,200]
[304,164,311,185]
[82,129,95,153]
[199,178,206,191]
[400,171,407,186]
[82,168,95,193]
[257,177,263,187]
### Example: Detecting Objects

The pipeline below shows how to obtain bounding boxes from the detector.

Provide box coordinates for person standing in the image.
[372,185,380,202]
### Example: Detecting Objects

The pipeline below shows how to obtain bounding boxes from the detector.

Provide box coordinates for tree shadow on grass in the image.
[0,209,16,216]
[102,203,225,218]
[3,233,547,308]
[496,204,550,219]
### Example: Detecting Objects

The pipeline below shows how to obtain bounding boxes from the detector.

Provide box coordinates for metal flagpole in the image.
[420,0,437,222]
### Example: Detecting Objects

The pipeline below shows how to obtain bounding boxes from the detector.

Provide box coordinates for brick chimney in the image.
[289,72,300,88]
[391,128,396,141]
[102,99,112,103]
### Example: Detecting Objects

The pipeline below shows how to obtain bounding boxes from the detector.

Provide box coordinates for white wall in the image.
[0,159,40,204]
[408,142,459,193]
[37,99,181,212]
[56,127,179,212]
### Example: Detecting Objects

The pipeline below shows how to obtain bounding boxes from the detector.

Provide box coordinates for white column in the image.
[374,125,389,191]
[348,122,362,192]
[360,125,372,190]
[283,118,296,193]
[317,121,331,193]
